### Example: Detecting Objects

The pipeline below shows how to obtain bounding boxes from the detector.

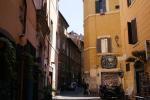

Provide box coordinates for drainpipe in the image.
[23,0,27,35]
[19,0,27,100]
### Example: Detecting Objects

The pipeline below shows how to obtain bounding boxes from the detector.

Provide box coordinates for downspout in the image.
[19,0,27,100]
[23,0,27,34]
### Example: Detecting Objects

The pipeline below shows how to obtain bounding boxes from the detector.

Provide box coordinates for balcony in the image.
[36,8,50,36]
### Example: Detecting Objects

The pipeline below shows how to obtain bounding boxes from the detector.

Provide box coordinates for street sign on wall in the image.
[145,40,150,61]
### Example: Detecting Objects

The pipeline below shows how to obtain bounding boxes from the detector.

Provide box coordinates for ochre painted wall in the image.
[83,0,122,90]
[120,0,150,96]
[0,0,22,42]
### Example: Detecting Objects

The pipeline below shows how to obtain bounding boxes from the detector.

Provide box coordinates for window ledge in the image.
[84,10,120,22]
[105,10,120,15]
[96,10,120,16]
[97,52,121,56]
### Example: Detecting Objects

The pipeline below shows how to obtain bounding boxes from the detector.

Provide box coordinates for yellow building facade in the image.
[83,0,123,92]
[84,0,150,97]
[119,0,150,97]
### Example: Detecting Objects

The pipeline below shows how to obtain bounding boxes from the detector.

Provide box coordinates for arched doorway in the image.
[134,60,144,95]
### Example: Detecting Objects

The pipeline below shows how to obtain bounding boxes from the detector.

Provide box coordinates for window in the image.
[127,18,138,44]
[96,37,112,53]
[127,0,132,6]
[126,63,130,71]
[115,5,120,9]
[127,0,134,7]
[95,0,106,14]
[50,20,53,43]
[62,41,65,50]
[101,38,108,53]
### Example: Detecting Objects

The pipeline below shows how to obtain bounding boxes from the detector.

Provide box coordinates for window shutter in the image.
[126,63,130,71]
[95,0,100,13]
[96,38,101,53]
[131,18,138,44]
[108,38,112,53]
[127,22,133,44]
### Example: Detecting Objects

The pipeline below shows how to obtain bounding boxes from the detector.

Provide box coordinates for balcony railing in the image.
[36,8,50,36]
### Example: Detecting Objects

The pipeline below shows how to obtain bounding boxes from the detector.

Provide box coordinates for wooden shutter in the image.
[127,22,133,44]
[95,0,100,13]
[131,18,138,44]
[107,38,112,53]
[96,38,101,53]
[126,63,130,71]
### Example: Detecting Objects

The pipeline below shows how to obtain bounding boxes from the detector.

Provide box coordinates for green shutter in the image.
[95,0,100,13]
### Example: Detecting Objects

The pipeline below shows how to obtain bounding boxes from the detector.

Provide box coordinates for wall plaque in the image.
[101,55,117,69]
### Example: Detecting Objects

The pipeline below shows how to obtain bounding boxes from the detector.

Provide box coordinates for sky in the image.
[59,0,83,35]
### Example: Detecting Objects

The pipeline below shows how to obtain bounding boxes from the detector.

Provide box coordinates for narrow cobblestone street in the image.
[53,87,100,100]
[0,0,150,100]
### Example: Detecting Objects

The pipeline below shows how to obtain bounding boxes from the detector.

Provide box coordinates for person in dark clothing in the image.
[83,82,87,95]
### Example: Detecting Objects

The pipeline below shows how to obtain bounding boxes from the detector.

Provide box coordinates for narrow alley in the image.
[0,0,150,100]
[53,86,100,100]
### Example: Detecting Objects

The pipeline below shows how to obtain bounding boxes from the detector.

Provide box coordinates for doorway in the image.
[135,71,144,94]
[134,60,144,95]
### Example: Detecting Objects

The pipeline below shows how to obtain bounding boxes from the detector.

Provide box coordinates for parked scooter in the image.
[99,85,125,100]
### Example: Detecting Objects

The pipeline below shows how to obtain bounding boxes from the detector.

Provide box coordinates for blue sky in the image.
[59,0,83,35]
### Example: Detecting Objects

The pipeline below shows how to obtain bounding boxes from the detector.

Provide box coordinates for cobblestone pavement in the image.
[53,86,100,100]
[53,96,100,100]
